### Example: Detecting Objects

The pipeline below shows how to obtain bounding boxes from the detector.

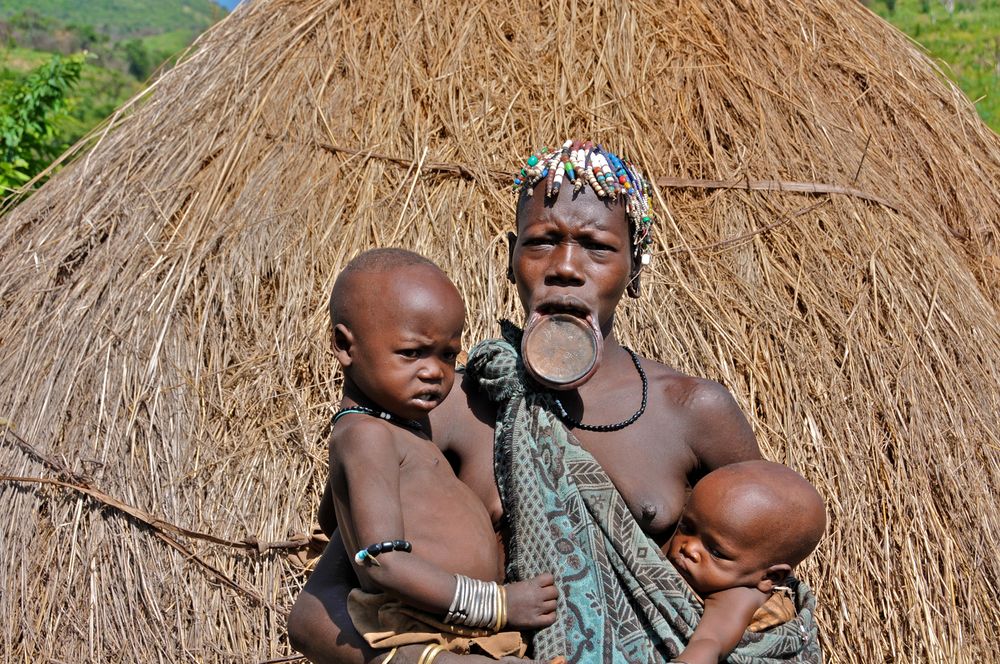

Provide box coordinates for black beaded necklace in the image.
[552,346,648,432]
[332,405,424,433]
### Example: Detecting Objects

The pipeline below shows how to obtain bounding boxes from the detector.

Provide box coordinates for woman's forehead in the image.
[517,186,629,233]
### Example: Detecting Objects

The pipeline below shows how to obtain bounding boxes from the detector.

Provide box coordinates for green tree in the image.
[1,53,82,200]
[121,38,151,79]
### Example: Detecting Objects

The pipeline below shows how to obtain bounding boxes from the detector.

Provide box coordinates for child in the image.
[665,460,826,664]
[326,248,559,663]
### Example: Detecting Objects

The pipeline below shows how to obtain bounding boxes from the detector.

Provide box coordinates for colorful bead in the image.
[511,140,655,263]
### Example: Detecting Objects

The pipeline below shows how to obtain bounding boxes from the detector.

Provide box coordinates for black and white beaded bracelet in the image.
[354,539,413,566]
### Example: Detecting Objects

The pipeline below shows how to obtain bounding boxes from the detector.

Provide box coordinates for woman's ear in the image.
[506,232,518,284]
[755,564,792,593]
[626,253,643,298]
[332,323,355,367]
[626,266,642,298]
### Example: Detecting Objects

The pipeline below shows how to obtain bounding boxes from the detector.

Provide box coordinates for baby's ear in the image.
[755,564,792,593]
[332,323,355,366]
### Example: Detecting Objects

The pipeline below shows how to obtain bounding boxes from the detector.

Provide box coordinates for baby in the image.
[665,460,826,664]
[326,248,558,663]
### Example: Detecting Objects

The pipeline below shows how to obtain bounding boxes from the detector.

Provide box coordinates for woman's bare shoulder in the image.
[428,369,498,452]
[641,356,761,470]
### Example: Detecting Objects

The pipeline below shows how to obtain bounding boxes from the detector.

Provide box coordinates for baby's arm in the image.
[333,420,556,629]
[674,587,768,664]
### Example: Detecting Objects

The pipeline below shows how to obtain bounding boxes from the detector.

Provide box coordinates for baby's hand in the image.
[674,640,722,664]
[504,572,558,630]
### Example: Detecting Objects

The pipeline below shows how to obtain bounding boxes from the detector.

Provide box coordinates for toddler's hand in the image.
[504,572,558,630]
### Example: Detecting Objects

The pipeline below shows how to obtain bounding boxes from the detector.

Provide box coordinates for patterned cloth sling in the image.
[465,328,823,664]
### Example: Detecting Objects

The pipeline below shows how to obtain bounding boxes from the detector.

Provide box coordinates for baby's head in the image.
[667,460,825,596]
[329,248,465,421]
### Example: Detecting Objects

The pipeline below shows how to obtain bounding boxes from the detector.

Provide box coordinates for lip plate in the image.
[522,313,601,390]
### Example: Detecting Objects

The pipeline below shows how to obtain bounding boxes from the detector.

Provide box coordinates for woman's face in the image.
[510,184,634,339]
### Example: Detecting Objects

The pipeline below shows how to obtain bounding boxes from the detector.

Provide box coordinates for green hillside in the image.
[1,2,227,203]
[0,0,224,40]
[871,0,1000,132]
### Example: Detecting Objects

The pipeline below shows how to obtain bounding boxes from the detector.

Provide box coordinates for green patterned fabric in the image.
[465,327,822,663]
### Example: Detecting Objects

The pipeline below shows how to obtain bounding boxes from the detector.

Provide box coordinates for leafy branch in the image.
[1,53,83,200]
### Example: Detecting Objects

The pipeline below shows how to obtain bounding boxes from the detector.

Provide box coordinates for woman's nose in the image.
[546,243,584,285]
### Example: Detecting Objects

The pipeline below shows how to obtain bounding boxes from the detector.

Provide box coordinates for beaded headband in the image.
[512,139,654,264]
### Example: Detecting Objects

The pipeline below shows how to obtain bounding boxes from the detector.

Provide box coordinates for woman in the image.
[288,142,767,663]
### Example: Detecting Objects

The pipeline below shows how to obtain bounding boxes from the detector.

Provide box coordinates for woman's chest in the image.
[571,426,695,542]
[593,450,689,542]
[457,430,693,544]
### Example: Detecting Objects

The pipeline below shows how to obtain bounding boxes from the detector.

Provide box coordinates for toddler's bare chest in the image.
[399,438,462,484]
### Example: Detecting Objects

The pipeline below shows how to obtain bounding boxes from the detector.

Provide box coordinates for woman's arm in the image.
[685,379,761,477]
[287,530,379,664]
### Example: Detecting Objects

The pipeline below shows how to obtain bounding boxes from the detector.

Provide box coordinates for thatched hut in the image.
[1,0,998,661]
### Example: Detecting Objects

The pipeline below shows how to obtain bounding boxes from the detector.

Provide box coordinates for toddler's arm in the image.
[332,420,556,629]
[675,587,768,664]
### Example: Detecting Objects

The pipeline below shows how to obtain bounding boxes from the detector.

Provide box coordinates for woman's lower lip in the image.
[528,307,595,325]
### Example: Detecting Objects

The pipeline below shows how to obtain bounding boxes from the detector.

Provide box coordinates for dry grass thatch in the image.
[2,0,999,661]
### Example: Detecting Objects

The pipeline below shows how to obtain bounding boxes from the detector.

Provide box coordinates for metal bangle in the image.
[417,644,446,664]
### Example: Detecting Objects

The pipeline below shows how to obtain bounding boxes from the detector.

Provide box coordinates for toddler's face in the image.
[348,270,464,421]
[666,485,773,596]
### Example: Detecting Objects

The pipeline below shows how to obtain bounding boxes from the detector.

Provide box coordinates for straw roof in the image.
[1,0,998,661]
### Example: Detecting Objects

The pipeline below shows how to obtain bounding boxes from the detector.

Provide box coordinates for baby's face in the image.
[666,483,775,596]
[347,267,465,420]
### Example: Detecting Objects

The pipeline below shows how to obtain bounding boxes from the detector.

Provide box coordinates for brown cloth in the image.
[347,589,528,659]
[748,589,799,633]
